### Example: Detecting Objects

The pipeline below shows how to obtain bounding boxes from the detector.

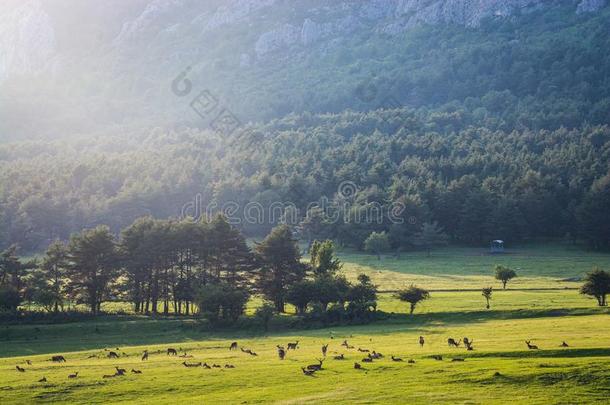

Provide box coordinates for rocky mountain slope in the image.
[0,0,607,141]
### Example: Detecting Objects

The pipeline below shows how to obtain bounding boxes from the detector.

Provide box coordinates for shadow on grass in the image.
[0,307,607,358]
[381,307,607,327]
[463,347,610,359]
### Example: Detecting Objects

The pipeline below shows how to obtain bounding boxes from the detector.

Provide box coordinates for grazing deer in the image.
[306,359,324,371]
[431,355,443,361]
[25,360,32,365]
[115,367,127,375]
[341,340,349,347]
[322,344,329,357]
[408,359,416,364]
[354,362,364,370]
[87,354,98,359]
[212,364,221,368]
[463,337,474,351]
[224,364,235,369]
[287,341,299,350]
[333,354,345,360]
[107,351,119,359]
[447,338,461,347]
[362,357,373,363]
[358,348,370,353]
[167,348,178,356]
[68,372,79,379]
[141,350,148,361]
[103,374,116,379]
[179,352,193,358]
[202,363,211,369]
[131,369,142,374]
[38,377,47,382]
[452,358,465,362]
[182,361,201,368]
[560,341,569,348]
[277,346,286,360]
[230,342,238,351]
[391,356,403,362]
[51,355,66,363]
[371,351,383,359]
[419,336,425,347]
[16,365,25,372]
[525,341,539,350]
[301,367,316,376]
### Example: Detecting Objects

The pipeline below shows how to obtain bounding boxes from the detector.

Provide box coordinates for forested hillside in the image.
[1,0,610,252]
[2,108,609,252]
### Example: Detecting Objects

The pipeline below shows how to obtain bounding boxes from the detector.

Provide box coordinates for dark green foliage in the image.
[364,232,391,260]
[255,225,307,312]
[0,287,21,312]
[495,265,518,289]
[580,268,610,306]
[195,283,250,325]
[396,285,430,315]
[255,302,276,331]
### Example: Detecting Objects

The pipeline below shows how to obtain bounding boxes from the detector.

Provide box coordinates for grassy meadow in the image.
[1,245,609,404]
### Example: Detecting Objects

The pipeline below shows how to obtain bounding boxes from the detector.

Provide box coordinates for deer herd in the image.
[12,335,570,383]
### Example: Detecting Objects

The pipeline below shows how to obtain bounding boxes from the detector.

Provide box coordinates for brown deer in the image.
[68,372,79,379]
[371,351,383,359]
[333,354,345,360]
[391,356,403,362]
[431,355,443,361]
[224,364,235,369]
[230,342,238,351]
[362,356,373,363]
[354,362,364,370]
[16,365,25,372]
[51,355,66,363]
[103,374,116,379]
[167,348,178,356]
[202,363,211,369]
[408,359,416,364]
[38,377,47,383]
[131,369,142,374]
[212,364,222,368]
[277,346,286,360]
[25,360,32,365]
[107,351,119,359]
[463,337,474,351]
[419,336,425,347]
[287,341,299,350]
[525,341,539,350]
[141,350,148,361]
[115,367,127,375]
[560,341,569,348]
[447,338,461,347]
[182,361,201,368]
[306,359,324,371]
[322,344,329,357]
[357,348,370,353]
[179,352,193,358]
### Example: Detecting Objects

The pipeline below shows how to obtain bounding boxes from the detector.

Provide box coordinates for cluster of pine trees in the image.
[0,216,377,323]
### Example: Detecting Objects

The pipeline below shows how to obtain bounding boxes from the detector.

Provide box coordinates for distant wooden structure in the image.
[490,240,505,254]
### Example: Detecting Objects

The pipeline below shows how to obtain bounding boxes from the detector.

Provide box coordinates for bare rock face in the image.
[204,0,277,32]
[577,0,607,13]
[255,24,300,57]
[0,0,56,83]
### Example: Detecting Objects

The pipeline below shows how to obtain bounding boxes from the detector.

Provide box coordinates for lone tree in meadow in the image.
[396,285,430,315]
[482,286,493,309]
[364,231,390,260]
[494,265,517,289]
[580,268,610,306]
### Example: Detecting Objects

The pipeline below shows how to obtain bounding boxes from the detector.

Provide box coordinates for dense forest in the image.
[1,108,609,252]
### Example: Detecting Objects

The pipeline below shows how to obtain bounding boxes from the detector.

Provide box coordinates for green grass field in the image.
[1,245,609,404]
